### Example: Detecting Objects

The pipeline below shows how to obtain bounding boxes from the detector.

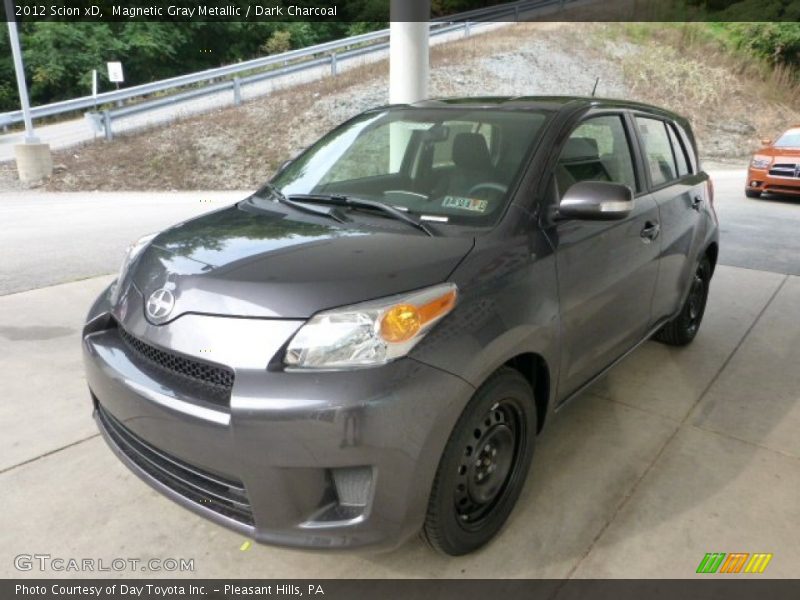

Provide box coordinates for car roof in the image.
[380,95,689,125]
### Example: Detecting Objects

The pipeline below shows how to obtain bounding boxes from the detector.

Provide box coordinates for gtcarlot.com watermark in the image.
[14,553,194,573]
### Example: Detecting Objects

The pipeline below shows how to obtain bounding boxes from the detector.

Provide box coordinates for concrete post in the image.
[14,143,53,183]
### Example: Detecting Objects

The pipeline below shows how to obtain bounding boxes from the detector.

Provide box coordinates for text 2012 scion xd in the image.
[83,97,718,555]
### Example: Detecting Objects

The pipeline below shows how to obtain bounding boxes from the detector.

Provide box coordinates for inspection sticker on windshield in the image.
[442,196,489,213]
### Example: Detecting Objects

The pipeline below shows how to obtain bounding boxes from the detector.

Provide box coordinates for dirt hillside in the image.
[5,22,797,192]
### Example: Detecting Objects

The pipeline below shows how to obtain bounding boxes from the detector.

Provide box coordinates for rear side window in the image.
[556,115,637,197]
[667,124,690,177]
[636,117,677,187]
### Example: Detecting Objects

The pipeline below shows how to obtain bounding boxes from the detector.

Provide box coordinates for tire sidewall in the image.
[678,256,712,343]
[427,370,537,555]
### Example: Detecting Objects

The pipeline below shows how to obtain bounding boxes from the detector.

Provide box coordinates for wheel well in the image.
[705,242,719,275]
[504,353,549,433]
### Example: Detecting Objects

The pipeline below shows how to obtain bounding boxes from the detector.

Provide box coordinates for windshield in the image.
[271,107,551,226]
[775,130,800,148]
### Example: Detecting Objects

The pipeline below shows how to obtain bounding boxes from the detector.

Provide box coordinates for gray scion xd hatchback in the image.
[83,97,718,555]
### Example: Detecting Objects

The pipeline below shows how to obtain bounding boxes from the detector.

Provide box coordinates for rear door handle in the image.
[691,195,703,211]
[641,221,660,242]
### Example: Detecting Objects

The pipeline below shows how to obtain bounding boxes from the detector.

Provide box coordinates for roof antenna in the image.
[591,77,600,97]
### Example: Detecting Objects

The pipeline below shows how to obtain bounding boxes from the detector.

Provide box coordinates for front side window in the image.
[556,115,637,197]
[636,117,678,187]
[272,108,550,225]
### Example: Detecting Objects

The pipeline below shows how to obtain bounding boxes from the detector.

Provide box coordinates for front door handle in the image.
[691,195,703,211]
[641,221,660,242]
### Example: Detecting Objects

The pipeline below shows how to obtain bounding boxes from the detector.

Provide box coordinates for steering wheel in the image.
[467,182,508,197]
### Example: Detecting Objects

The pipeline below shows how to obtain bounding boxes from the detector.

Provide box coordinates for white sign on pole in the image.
[92,69,98,97]
[107,62,124,83]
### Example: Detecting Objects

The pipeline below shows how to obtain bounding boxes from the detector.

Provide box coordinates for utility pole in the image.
[4,0,37,142]
[4,0,52,182]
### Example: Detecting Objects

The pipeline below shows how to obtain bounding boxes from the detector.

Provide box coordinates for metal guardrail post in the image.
[233,77,242,106]
[330,52,338,76]
[515,6,520,20]
[102,110,112,141]
[465,22,471,37]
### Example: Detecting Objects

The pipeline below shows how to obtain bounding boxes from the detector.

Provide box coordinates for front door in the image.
[550,113,661,401]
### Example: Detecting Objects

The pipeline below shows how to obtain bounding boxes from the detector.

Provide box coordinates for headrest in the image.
[561,137,599,161]
[453,133,491,171]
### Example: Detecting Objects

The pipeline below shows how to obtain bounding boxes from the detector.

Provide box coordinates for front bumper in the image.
[83,284,474,550]
[746,167,800,196]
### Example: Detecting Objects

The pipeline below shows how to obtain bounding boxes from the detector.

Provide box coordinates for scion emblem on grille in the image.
[146,288,175,320]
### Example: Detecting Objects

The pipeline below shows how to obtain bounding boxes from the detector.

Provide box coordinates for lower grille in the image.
[766,185,800,194]
[97,404,254,526]
[117,324,234,407]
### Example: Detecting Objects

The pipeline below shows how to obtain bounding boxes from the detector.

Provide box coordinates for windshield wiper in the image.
[251,184,348,224]
[288,193,437,237]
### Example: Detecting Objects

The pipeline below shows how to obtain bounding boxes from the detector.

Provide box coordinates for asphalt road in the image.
[1,167,798,297]
[712,170,800,276]
[0,190,246,295]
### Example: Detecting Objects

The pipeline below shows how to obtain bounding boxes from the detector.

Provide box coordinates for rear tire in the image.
[745,189,762,199]
[422,367,536,556]
[654,256,712,346]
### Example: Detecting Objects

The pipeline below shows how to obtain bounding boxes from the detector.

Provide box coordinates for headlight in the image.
[751,156,771,169]
[285,283,458,369]
[109,232,157,304]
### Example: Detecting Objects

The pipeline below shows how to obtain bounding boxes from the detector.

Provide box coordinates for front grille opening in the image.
[769,163,800,178]
[98,404,254,526]
[115,322,234,407]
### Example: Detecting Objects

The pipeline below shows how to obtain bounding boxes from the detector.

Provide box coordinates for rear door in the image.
[633,115,708,322]
[552,112,661,401]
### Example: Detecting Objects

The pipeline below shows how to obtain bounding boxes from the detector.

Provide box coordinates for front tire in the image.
[654,256,712,346]
[422,367,536,556]
[745,189,762,199]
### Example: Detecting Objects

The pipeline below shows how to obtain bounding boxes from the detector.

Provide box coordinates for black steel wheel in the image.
[655,256,712,346]
[745,189,762,199]
[423,367,536,555]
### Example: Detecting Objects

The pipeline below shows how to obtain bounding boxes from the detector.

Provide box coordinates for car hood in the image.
[756,146,800,160]
[129,202,474,321]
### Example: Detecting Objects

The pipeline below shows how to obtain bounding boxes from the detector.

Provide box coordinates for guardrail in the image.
[1,0,578,139]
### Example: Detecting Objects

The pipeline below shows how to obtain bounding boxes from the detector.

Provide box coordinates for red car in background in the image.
[746,126,800,198]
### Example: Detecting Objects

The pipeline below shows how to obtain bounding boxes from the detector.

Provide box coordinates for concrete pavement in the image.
[1,264,797,578]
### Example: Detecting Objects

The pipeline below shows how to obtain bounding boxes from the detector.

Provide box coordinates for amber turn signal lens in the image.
[380,304,421,343]
[379,289,458,344]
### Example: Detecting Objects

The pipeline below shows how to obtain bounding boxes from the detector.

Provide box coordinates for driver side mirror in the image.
[557,181,634,221]
[761,138,772,147]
